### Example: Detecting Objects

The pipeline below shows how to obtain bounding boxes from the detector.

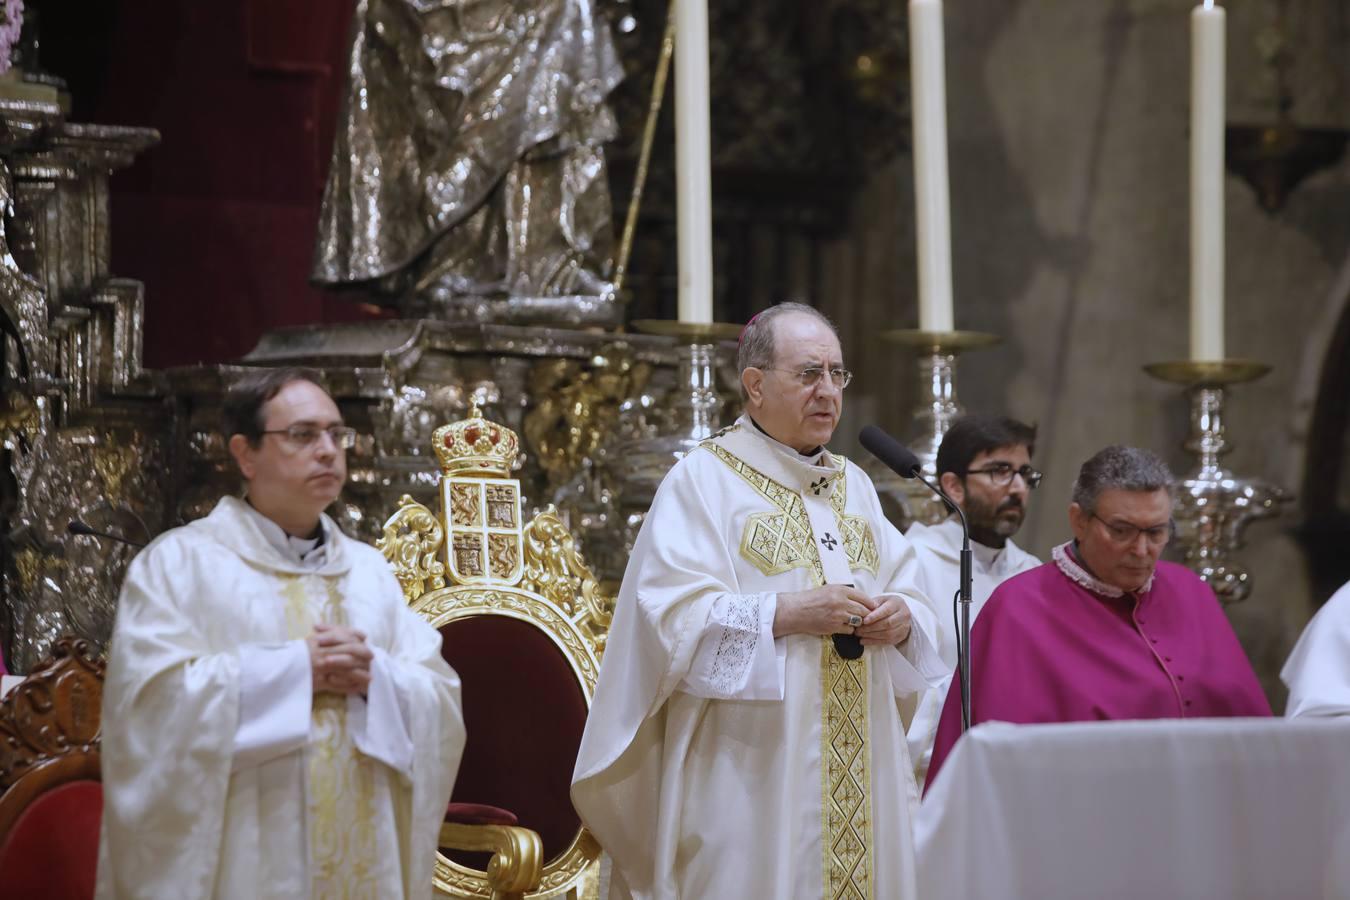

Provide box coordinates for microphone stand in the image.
[906,473,974,733]
[67,520,147,549]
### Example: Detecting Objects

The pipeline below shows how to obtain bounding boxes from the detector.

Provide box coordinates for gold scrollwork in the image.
[437,821,543,898]
[375,495,447,602]
[523,347,652,487]
[0,391,37,443]
[92,436,137,504]
[12,546,65,596]
[521,505,612,653]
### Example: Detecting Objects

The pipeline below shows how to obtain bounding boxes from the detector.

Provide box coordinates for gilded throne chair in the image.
[379,404,610,900]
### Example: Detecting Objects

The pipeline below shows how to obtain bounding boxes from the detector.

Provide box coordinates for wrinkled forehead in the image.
[773,315,844,367]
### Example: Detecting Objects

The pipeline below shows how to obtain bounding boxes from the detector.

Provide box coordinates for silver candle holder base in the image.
[1143,359,1291,605]
[867,329,1001,529]
[613,319,741,509]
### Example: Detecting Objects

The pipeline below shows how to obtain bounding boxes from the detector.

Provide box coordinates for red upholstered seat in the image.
[440,615,588,868]
[0,779,103,900]
[446,801,518,826]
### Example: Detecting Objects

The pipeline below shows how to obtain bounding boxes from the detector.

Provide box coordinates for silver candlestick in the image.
[867,329,1001,530]
[1143,360,1291,605]
[612,319,741,514]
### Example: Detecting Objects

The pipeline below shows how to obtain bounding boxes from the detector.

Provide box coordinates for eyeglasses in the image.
[765,366,854,390]
[1091,513,1171,548]
[964,463,1043,489]
[261,424,357,450]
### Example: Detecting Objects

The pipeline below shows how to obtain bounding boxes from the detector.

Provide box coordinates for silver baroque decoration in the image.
[312,0,627,325]
[0,1,960,670]
[0,93,165,670]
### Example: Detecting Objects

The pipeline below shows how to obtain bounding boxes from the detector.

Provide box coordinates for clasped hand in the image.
[306,623,373,695]
[774,584,912,647]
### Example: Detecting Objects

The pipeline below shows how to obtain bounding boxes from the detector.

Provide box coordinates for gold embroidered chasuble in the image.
[572,417,946,900]
[701,437,880,897]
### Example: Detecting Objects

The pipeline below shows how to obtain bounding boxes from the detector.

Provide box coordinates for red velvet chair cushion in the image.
[0,779,103,900]
[441,615,587,867]
[445,802,518,826]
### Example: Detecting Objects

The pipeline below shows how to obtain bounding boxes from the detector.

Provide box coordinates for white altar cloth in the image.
[917,718,1350,899]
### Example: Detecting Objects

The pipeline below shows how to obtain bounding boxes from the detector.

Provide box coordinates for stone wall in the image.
[820,0,1350,706]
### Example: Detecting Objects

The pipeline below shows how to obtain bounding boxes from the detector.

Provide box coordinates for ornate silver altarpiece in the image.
[0,94,165,670]
[0,0,918,670]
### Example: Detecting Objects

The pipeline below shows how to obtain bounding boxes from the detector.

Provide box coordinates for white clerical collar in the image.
[971,538,1002,569]
[715,415,843,500]
[1051,541,1154,598]
[931,516,1005,571]
[241,497,328,569]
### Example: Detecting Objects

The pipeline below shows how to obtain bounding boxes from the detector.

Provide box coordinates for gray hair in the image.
[1071,445,1175,514]
[736,302,838,401]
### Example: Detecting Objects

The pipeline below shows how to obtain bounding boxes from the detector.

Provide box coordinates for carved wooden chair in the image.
[0,637,105,900]
[379,403,610,900]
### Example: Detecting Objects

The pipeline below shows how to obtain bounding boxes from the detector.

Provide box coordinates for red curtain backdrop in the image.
[81,0,377,367]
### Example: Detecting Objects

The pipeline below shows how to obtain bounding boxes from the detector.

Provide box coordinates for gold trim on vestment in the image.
[280,574,383,898]
[701,441,826,583]
[699,440,875,899]
[827,466,880,578]
[821,637,872,899]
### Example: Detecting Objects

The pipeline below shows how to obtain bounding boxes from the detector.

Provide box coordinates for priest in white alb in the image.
[97,368,466,899]
[1282,579,1350,718]
[904,414,1041,784]
[572,303,947,899]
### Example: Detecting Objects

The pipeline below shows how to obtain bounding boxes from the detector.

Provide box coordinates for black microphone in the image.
[859,425,974,733]
[858,425,922,476]
[859,426,958,514]
[67,519,147,549]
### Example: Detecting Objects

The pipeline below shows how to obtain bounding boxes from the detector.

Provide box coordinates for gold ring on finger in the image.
[847,614,862,628]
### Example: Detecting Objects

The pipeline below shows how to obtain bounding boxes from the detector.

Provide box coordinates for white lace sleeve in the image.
[678,592,783,700]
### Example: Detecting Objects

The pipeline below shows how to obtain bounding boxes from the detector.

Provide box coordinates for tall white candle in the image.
[909,0,955,333]
[1190,1,1225,360]
[675,0,714,324]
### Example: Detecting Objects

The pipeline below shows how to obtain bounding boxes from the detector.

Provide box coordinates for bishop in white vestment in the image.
[1282,580,1350,718]
[97,371,465,899]
[572,305,946,900]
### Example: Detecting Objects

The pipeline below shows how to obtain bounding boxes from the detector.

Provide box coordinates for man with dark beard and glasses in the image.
[904,414,1042,784]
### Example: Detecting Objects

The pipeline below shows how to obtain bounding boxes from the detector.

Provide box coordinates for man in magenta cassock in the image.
[925,445,1271,791]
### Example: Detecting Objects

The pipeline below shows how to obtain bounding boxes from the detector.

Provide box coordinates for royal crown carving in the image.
[380,407,612,900]
[380,408,611,643]
[431,402,521,476]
